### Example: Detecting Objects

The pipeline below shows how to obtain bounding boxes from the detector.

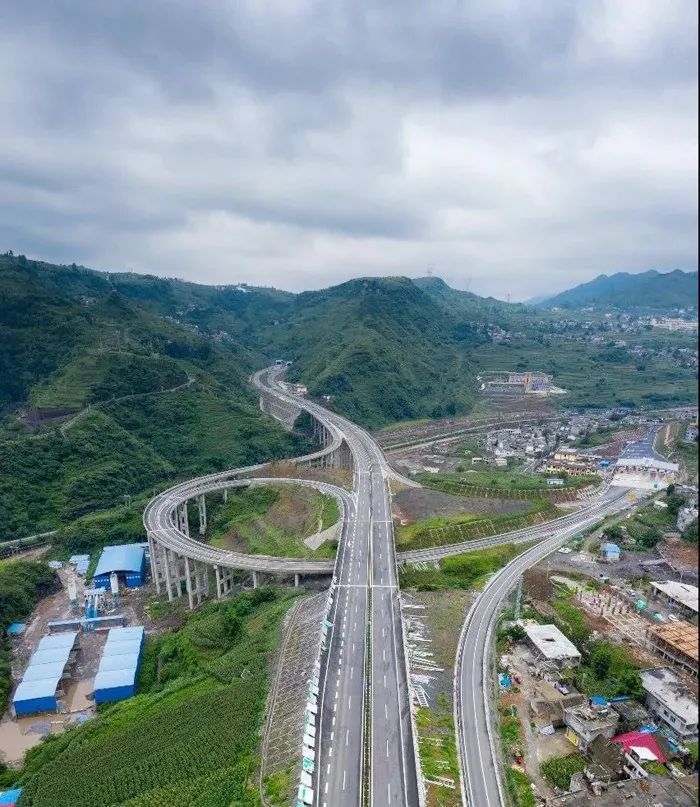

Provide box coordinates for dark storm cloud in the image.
[1,0,697,297]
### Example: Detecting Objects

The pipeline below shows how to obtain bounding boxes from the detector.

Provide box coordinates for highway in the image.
[145,364,645,807]
[455,484,636,807]
[254,368,419,807]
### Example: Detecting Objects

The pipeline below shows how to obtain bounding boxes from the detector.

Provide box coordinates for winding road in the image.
[144,366,641,807]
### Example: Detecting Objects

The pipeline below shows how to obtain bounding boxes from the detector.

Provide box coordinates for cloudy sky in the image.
[1,1,697,300]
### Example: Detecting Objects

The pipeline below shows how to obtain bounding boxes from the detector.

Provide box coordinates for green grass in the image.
[395,499,559,552]
[0,561,60,711]
[540,754,587,790]
[208,484,339,558]
[416,694,461,805]
[29,351,187,410]
[498,705,536,807]
[399,543,531,591]
[469,338,698,410]
[419,468,587,491]
[672,422,699,483]
[14,588,297,807]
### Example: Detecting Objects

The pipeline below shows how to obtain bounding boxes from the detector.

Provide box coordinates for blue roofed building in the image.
[12,632,79,716]
[601,542,621,563]
[93,626,145,703]
[93,544,146,590]
[0,788,22,806]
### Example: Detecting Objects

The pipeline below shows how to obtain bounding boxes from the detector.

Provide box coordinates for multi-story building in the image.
[639,667,698,740]
[564,701,620,753]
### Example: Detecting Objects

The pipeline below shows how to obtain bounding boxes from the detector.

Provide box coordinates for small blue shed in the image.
[0,788,22,806]
[93,544,146,590]
[601,542,620,563]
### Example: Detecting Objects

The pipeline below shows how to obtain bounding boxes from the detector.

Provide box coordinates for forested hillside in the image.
[0,255,309,541]
[540,269,698,310]
[1,253,698,543]
[259,277,481,427]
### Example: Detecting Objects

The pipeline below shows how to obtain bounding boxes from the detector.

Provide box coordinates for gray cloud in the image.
[1,0,697,299]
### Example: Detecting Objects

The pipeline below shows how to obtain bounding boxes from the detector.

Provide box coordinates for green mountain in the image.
[540,269,698,310]
[2,253,698,544]
[258,276,479,427]
[0,254,308,541]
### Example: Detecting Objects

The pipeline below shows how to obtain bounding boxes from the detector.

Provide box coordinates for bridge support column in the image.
[197,495,207,535]
[194,561,206,603]
[147,533,161,595]
[223,488,228,504]
[178,502,189,536]
[184,556,194,610]
[294,573,300,588]
[162,547,174,602]
[214,565,222,599]
[252,571,259,589]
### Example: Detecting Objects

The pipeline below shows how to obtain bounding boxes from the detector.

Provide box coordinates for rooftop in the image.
[640,667,698,724]
[648,622,699,664]
[550,773,698,807]
[613,730,667,762]
[524,623,582,661]
[94,544,145,578]
[650,580,699,614]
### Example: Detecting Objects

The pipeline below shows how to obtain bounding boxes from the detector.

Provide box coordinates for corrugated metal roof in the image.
[13,677,61,702]
[103,640,142,658]
[0,787,22,805]
[37,632,78,651]
[28,647,72,666]
[98,652,141,672]
[94,544,145,578]
[105,626,144,642]
[22,662,67,682]
[94,668,137,689]
[94,625,144,696]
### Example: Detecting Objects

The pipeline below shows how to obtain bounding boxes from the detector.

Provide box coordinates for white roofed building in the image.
[650,581,698,618]
[524,623,582,668]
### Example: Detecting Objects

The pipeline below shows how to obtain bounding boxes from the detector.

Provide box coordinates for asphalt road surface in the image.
[256,368,419,807]
[456,485,635,807]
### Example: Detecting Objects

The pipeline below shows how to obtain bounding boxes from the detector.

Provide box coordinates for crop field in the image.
[15,588,297,807]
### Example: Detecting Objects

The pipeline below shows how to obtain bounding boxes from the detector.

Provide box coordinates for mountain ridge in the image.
[538,269,698,310]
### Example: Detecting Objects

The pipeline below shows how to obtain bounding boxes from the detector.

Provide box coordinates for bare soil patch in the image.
[393,487,528,524]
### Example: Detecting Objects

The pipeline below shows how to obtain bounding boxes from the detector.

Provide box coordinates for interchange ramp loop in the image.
[143,366,357,588]
[144,476,347,575]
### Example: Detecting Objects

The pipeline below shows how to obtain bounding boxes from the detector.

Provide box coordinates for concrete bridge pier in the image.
[197,494,207,535]
[214,565,234,598]
[147,533,161,595]
[177,502,189,536]
[252,570,259,589]
[161,546,177,602]
[295,573,300,588]
[184,556,195,609]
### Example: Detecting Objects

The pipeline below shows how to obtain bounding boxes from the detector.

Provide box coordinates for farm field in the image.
[14,588,297,807]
